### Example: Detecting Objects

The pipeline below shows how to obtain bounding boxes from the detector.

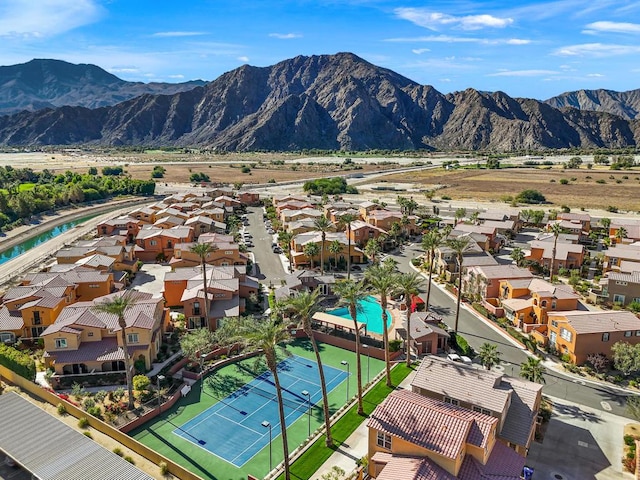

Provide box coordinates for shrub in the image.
[560,178,570,184]
[241,166,251,174]
[87,406,102,419]
[124,456,135,464]
[78,417,89,429]
[83,431,93,439]
[516,189,546,204]
[389,339,402,352]
[596,179,606,184]
[441,195,451,200]
[94,390,107,403]
[625,434,636,447]
[83,397,96,411]
[159,461,169,475]
[453,333,473,356]
[56,403,67,415]
[607,205,619,213]
[113,448,123,457]
[0,344,36,380]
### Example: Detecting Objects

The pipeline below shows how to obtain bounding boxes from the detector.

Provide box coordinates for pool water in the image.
[328,295,392,335]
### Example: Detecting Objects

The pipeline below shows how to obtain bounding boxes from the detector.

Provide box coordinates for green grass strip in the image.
[278,363,415,480]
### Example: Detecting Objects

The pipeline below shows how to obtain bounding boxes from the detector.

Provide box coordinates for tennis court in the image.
[173,355,348,467]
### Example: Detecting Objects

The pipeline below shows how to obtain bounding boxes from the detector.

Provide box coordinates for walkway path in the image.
[310,367,418,480]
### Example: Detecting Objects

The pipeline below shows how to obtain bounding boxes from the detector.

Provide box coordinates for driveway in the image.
[527,396,627,479]
[244,206,287,286]
[130,263,171,298]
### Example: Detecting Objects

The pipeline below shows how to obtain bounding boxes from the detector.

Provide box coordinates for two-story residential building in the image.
[394,312,450,356]
[169,234,248,269]
[543,310,640,364]
[526,240,585,274]
[603,243,640,274]
[184,216,226,238]
[42,291,169,379]
[366,210,418,236]
[129,205,160,225]
[274,270,336,300]
[462,265,533,301]
[499,278,579,330]
[135,226,194,262]
[290,231,364,268]
[410,356,542,456]
[237,191,260,206]
[433,241,498,281]
[367,389,526,480]
[595,271,640,306]
[96,216,140,243]
[609,219,640,245]
[348,220,389,249]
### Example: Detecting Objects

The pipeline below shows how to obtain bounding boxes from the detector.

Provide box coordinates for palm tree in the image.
[510,247,525,267]
[447,236,471,334]
[329,239,342,271]
[314,216,333,274]
[400,215,411,241]
[549,222,563,281]
[365,266,397,387]
[478,343,501,370]
[520,357,546,384]
[279,231,295,273]
[303,242,320,269]
[364,238,381,265]
[395,272,425,367]
[421,231,442,312]
[333,280,368,415]
[190,242,218,329]
[92,292,138,410]
[389,222,401,247]
[338,213,357,280]
[600,217,611,231]
[616,226,628,244]
[280,290,333,446]
[454,207,466,224]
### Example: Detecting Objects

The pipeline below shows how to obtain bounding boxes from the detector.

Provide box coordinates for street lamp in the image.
[200,353,206,390]
[362,344,370,383]
[157,375,165,412]
[301,390,311,436]
[261,420,272,471]
[341,360,350,403]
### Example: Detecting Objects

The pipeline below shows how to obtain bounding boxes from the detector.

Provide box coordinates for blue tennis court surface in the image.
[173,355,348,467]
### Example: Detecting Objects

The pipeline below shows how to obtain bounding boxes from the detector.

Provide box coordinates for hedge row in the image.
[0,344,36,381]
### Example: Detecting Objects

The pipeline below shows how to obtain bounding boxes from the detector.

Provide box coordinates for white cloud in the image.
[587,73,604,77]
[411,48,431,54]
[394,8,513,31]
[0,0,103,38]
[583,21,640,34]
[108,67,140,74]
[553,43,640,56]
[439,78,452,82]
[268,33,302,39]
[237,56,250,62]
[506,38,531,45]
[385,35,530,46]
[487,69,558,77]
[152,31,207,38]
[167,74,185,79]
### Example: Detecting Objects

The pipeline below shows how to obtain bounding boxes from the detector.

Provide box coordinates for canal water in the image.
[0,213,101,266]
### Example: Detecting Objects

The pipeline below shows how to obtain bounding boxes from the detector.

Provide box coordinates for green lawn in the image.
[279,363,414,480]
[130,340,386,480]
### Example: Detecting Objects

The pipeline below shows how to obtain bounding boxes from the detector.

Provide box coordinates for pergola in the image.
[312,311,367,336]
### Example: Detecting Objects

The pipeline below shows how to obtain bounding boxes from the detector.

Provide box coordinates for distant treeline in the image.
[0,166,155,230]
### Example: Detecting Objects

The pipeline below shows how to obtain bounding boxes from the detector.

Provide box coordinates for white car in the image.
[446,353,462,363]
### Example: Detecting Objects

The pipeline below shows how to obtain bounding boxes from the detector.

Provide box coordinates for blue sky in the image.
[2,0,640,99]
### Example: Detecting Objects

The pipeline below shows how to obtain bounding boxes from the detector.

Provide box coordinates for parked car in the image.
[245,241,254,247]
[446,353,462,363]
[351,265,361,271]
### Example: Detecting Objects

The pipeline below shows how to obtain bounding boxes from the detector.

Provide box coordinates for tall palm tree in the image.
[334,280,368,415]
[314,216,333,275]
[364,238,381,265]
[478,342,501,370]
[389,222,401,247]
[190,242,217,329]
[616,226,628,244]
[421,231,442,312]
[279,231,295,273]
[510,247,525,267]
[520,357,546,384]
[93,292,138,410]
[338,213,358,280]
[365,266,397,387]
[303,242,320,269]
[328,239,342,271]
[446,236,471,334]
[549,222,563,281]
[223,316,293,479]
[395,272,425,367]
[280,290,333,446]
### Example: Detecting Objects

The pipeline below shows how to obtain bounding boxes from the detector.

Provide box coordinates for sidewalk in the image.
[310,367,418,480]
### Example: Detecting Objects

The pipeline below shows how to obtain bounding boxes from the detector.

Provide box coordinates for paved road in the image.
[244,206,287,286]
[390,240,638,419]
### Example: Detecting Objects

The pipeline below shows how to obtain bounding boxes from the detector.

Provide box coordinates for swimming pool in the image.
[327,295,392,335]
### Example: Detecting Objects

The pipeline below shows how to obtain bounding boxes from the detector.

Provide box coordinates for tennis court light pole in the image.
[341,360,350,403]
[157,375,165,413]
[301,390,311,437]
[261,420,272,471]
[362,344,370,383]
[200,353,206,390]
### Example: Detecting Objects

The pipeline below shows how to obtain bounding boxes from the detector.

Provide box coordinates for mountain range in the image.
[0,54,638,151]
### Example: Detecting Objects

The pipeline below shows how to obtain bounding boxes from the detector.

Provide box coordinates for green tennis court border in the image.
[130,340,386,480]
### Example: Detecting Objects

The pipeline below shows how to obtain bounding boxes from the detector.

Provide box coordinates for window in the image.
[636,330,640,337]
[444,396,460,406]
[150,240,157,246]
[193,302,201,315]
[33,311,41,325]
[127,333,139,344]
[31,326,45,337]
[560,328,572,342]
[55,338,67,349]
[616,281,628,286]
[551,320,558,327]
[472,406,492,416]
[613,294,626,304]
[602,332,610,342]
[376,432,391,450]
[625,331,632,338]
[540,300,548,308]
[88,332,94,337]
[90,284,100,288]
[551,300,557,309]
[225,250,233,255]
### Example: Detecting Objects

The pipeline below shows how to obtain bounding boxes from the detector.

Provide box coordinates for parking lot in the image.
[0,457,31,480]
